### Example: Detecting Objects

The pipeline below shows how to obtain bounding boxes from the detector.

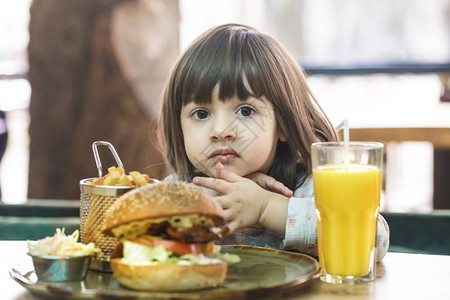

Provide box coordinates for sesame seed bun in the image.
[102,181,225,237]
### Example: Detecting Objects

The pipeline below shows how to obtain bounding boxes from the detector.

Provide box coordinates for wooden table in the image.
[2,241,450,299]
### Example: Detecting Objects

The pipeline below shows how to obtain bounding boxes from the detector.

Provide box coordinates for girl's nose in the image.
[210,117,237,142]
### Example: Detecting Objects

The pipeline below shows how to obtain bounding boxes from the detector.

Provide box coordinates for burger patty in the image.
[146,221,170,235]
[166,225,229,243]
[111,214,227,243]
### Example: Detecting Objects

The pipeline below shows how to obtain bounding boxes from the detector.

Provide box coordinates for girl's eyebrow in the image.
[243,97,268,106]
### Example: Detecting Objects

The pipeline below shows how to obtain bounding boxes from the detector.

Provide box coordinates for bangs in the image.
[178,26,267,106]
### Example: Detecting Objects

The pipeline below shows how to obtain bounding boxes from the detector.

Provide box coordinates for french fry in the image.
[129,171,148,186]
[90,175,107,185]
[116,174,132,186]
[109,166,125,175]
[103,169,121,186]
[89,166,149,187]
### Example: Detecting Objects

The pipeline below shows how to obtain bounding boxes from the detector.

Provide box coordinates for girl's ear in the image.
[279,130,287,142]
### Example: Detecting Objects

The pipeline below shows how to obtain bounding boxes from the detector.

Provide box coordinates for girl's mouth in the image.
[208,148,240,163]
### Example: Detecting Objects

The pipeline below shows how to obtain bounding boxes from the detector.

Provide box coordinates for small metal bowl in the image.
[28,253,93,282]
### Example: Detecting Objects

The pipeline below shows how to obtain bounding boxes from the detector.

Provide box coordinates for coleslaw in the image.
[28,228,100,259]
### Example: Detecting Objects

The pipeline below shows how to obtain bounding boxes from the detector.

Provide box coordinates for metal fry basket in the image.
[79,141,135,272]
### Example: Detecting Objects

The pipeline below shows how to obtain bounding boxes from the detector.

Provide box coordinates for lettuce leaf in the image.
[122,241,171,264]
[121,240,240,266]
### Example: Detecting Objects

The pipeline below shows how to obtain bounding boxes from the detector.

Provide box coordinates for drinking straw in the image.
[335,119,350,167]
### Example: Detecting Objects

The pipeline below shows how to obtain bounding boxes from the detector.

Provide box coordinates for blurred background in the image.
[1,0,449,214]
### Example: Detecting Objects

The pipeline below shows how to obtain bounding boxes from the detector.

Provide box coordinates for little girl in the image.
[159,23,389,261]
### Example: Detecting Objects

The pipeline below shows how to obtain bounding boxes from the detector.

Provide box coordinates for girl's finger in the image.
[271,181,293,197]
[221,208,233,221]
[192,176,229,194]
[225,219,239,234]
[216,162,242,183]
[251,173,293,197]
[214,195,232,209]
[281,186,293,198]
[220,210,237,233]
[263,176,278,190]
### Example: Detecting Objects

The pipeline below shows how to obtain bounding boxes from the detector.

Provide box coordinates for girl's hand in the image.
[193,163,289,235]
[193,163,271,234]
[245,172,293,198]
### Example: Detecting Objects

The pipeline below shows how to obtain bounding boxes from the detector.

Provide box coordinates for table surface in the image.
[2,241,450,300]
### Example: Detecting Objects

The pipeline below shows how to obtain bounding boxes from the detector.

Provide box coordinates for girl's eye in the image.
[237,105,255,117]
[192,109,210,120]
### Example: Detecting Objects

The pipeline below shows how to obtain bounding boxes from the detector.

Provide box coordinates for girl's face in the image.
[180,88,285,178]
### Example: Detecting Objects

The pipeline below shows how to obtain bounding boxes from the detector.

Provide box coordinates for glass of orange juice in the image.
[311,142,383,284]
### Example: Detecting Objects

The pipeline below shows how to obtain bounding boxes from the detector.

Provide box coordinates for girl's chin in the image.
[198,162,247,178]
[214,166,247,177]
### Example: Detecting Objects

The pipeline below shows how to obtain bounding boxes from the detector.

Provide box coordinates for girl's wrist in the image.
[258,191,289,236]
[256,189,271,226]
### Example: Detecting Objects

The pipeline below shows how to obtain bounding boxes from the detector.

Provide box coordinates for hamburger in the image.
[102,181,239,291]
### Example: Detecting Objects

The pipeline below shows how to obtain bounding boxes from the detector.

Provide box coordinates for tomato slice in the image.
[128,237,202,255]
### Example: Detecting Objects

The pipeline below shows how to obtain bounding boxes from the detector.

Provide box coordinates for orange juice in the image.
[313,164,381,277]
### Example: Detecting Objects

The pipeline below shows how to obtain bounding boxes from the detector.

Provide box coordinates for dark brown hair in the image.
[159,24,337,190]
